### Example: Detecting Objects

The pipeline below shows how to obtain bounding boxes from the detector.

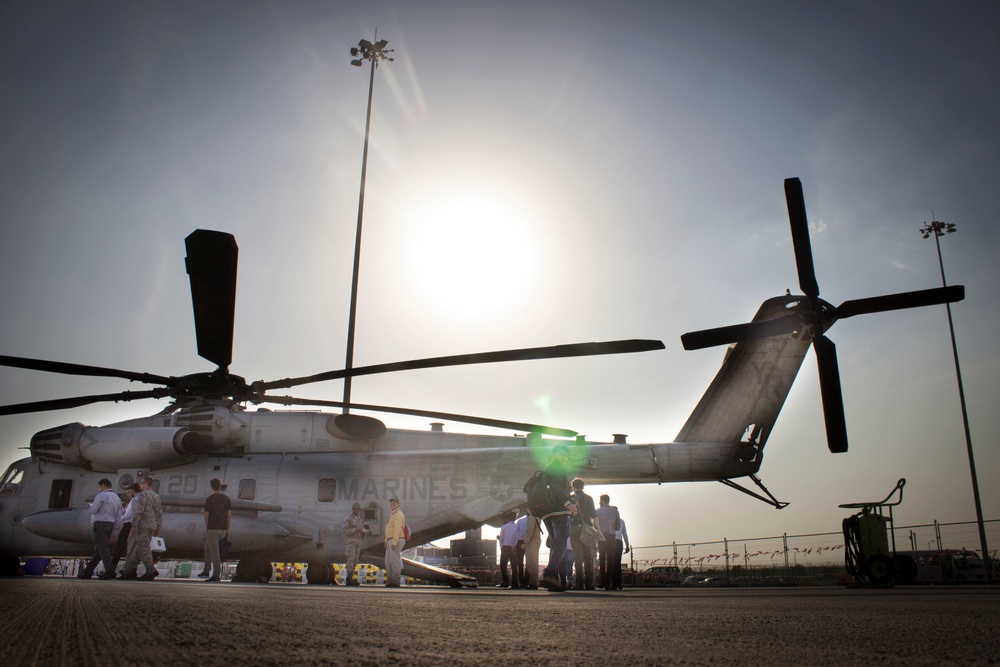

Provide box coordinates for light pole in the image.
[343,35,394,412]
[919,220,990,576]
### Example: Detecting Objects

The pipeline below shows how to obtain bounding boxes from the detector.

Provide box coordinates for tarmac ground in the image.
[1,577,997,666]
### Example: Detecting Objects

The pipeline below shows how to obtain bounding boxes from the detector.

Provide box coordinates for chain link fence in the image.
[627,519,999,585]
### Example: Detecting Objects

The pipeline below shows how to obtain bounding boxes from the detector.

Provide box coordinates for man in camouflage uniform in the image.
[341,502,369,585]
[121,477,163,580]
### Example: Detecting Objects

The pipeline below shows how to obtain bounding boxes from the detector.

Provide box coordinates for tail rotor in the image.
[681,178,964,453]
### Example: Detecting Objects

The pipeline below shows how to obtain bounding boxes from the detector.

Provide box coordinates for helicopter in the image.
[0,178,963,586]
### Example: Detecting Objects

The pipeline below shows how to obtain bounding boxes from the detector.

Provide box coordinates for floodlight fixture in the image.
[919,220,956,239]
[349,36,395,69]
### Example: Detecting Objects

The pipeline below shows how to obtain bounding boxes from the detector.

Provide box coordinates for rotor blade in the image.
[835,285,965,320]
[785,177,820,299]
[0,390,165,416]
[680,315,801,351]
[0,355,172,385]
[813,335,848,453]
[185,230,238,372]
[257,339,666,391]
[262,395,578,438]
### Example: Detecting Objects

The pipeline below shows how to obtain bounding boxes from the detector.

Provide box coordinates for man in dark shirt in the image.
[538,446,578,592]
[203,478,232,582]
[595,494,620,590]
[569,478,600,590]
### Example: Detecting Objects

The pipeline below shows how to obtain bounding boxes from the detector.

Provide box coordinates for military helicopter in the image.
[0,178,963,586]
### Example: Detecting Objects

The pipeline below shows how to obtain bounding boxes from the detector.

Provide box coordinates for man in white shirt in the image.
[496,512,518,588]
[112,483,141,570]
[77,478,120,579]
[513,511,528,588]
[613,511,631,590]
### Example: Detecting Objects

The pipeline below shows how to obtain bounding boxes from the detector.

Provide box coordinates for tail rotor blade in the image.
[681,315,801,351]
[813,335,848,453]
[835,285,965,319]
[185,230,238,372]
[785,178,820,299]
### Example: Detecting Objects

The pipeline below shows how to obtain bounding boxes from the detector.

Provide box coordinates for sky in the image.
[2,1,998,565]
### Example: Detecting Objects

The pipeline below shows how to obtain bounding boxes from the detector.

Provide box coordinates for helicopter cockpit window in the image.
[238,478,256,501]
[317,478,336,503]
[49,479,73,509]
[0,462,26,497]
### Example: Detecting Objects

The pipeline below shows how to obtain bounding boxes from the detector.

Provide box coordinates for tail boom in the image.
[676,296,813,452]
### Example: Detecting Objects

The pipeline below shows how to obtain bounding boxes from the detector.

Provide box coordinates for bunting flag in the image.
[631,542,849,567]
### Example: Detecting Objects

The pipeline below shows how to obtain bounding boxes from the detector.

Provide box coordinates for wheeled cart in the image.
[840,478,906,586]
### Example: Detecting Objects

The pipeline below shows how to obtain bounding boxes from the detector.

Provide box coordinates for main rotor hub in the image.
[173,372,248,401]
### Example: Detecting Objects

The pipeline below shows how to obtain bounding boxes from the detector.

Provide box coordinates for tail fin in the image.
[676,296,811,454]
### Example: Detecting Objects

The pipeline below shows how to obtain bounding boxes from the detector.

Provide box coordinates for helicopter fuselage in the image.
[1,420,757,564]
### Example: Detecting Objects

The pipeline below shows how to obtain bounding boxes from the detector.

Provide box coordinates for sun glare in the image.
[400,186,542,321]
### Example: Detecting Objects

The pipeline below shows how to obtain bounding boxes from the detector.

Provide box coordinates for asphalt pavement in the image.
[1,578,997,666]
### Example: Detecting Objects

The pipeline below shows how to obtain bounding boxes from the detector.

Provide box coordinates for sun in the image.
[399,185,543,321]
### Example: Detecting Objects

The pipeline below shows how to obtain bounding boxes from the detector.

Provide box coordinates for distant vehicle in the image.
[681,574,704,587]
[893,550,986,584]
[698,576,726,586]
[641,565,682,585]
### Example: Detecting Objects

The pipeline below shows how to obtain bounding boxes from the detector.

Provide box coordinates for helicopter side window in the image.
[317,478,337,503]
[238,478,256,501]
[362,506,381,537]
[0,462,26,497]
[48,479,73,509]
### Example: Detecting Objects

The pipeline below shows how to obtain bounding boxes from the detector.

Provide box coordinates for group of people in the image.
[342,494,407,587]
[77,476,164,581]
[342,457,631,593]
[530,445,631,592]
[78,476,230,582]
[493,449,631,592]
[77,459,629,592]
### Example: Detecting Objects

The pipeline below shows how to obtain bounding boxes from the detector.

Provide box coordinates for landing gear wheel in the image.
[864,554,895,586]
[893,554,917,585]
[0,555,20,576]
[306,561,331,585]
[235,556,273,583]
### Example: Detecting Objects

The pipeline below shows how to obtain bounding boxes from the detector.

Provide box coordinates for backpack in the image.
[523,470,564,517]
[403,523,411,542]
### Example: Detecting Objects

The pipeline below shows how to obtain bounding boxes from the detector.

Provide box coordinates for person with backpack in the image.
[384,496,405,587]
[530,446,578,592]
